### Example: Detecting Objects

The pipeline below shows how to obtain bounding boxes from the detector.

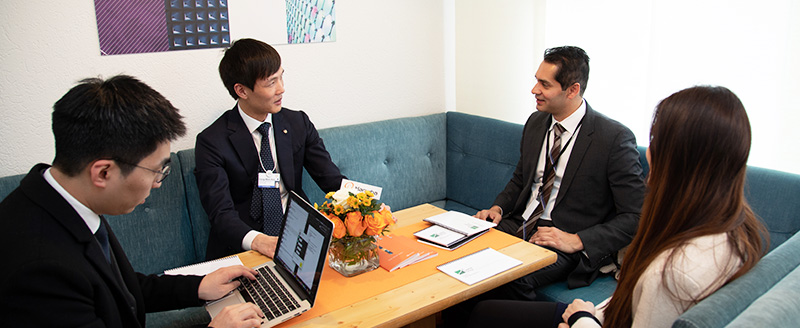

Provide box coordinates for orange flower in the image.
[327,214,346,239]
[344,211,366,237]
[376,208,396,226]
[364,212,388,235]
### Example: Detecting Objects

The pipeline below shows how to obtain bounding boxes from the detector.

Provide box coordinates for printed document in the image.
[437,248,522,285]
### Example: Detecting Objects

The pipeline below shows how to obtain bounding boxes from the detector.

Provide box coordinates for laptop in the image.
[206,190,334,327]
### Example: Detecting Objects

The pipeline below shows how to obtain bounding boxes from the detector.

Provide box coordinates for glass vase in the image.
[328,236,380,277]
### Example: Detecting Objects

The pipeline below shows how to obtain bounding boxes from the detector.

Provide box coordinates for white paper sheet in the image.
[437,248,522,285]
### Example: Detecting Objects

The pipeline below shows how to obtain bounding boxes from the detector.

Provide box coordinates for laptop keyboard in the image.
[238,266,301,320]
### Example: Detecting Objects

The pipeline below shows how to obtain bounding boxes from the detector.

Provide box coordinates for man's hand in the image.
[557,298,596,328]
[251,234,278,258]
[198,265,258,301]
[208,303,264,328]
[530,226,584,253]
[474,205,503,224]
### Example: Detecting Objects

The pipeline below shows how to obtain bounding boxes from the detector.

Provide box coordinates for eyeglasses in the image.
[112,158,171,183]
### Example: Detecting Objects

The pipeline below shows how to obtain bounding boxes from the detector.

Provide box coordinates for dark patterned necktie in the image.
[95,217,111,264]
[250,122,283,236]
[517,123,566,239]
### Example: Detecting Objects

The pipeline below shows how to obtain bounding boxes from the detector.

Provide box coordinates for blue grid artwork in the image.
[166,0,230,50]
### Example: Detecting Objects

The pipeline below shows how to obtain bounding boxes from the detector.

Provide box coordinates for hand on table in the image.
[474,205,503,224]
[251,234,278,258]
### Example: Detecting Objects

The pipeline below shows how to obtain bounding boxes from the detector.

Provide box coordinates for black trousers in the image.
[467,300,567,328]
[443,219,580,327]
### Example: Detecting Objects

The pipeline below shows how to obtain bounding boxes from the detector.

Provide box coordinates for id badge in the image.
[257,172,280,189]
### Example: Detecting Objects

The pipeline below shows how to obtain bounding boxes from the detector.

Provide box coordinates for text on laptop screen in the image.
[275,199,332,293]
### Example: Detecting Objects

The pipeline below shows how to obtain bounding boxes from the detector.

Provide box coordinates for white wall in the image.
[454,0,540,124]
[455,0,800,175]
[0,0,446,176]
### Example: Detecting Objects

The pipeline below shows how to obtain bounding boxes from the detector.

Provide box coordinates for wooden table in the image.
[238,204,556,328]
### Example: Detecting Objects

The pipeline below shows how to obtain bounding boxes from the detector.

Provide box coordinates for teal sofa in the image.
[1,112,798,327]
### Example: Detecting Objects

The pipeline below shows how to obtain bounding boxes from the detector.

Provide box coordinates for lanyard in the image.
[536,117,584,211]
[545,116,584,169]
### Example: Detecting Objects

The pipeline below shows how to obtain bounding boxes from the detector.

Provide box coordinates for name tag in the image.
[258,172,280,189]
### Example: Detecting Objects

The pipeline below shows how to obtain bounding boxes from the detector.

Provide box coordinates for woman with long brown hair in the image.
[467,86,768,328]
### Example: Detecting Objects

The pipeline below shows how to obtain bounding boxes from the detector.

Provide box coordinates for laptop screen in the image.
[274,192,333,300]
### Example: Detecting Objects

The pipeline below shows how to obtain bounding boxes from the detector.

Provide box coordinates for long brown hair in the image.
[602,86,767,327]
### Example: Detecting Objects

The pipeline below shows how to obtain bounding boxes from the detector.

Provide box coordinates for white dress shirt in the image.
[520,100,586,223]
[238,105,288,251]
[43,167,102,234]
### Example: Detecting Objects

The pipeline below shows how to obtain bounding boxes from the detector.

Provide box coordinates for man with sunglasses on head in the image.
[0,75,265,327]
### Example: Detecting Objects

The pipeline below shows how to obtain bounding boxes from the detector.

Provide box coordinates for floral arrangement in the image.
[315,189,395,268]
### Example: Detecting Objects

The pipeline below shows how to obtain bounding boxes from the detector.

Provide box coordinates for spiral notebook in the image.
[164,255,244,276]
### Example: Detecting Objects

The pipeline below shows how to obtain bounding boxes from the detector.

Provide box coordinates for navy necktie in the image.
[250,122,283,236]
[95,217,111,264]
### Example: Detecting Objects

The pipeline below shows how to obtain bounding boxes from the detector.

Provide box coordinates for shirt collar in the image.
[43,167,102,234]
[550,99,586,134]
[237,103,273,134]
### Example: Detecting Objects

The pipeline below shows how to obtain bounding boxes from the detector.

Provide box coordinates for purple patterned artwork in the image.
[94,0,230,56]
[95,0,169,56]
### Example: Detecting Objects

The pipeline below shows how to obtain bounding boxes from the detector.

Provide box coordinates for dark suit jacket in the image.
[494,103,645,288]
[0,164,203,328]
[196,107,344,260]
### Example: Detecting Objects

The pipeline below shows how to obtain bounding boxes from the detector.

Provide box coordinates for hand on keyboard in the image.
[199,265,259,301]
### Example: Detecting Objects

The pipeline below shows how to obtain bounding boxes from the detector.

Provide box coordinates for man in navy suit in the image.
[196,38,344,260]
[0,75,264,327]
[473,46,646,300]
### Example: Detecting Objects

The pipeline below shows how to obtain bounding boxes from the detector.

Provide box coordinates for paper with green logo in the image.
[437,248,522,285]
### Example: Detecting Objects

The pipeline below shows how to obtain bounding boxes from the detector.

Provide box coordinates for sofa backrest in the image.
[104,153,198,275]
[744,166,800,251]
[301,113,448,211]
[723,264,800,327]
[0,173,24,201]
[177,148,211,261]
[673,229,800,328]
[445,112,522,212]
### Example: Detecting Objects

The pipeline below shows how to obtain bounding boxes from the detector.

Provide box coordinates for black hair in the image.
[51,75,186,176]
[218,38,282,99]
[543,46,590,96]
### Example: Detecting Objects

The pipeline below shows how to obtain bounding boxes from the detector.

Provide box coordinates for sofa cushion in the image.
[445,112,522,211]
[673,230,800,328]
[302,114,447,211]
[534,274,617,305]
[105,153,197,275]
[442,199,481,214]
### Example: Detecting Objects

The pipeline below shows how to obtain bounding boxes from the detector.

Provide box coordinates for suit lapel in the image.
[106,220,144,321]
[555,104,595,207]
[226,108,260,177]
[272,111,295,191]
[20,165,140,323]
[515,115,550,213]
